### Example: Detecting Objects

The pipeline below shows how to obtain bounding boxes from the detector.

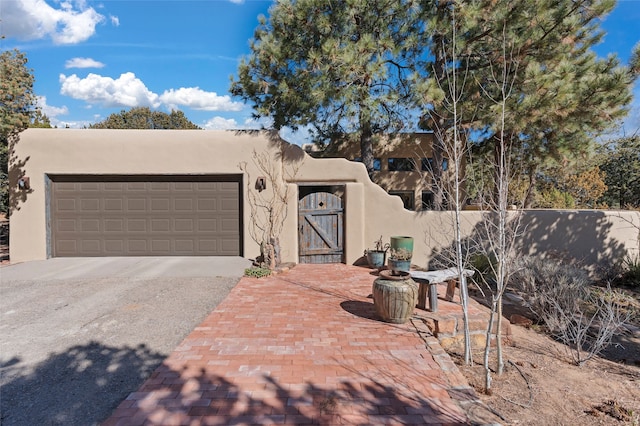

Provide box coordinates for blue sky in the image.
[1,0,639,144]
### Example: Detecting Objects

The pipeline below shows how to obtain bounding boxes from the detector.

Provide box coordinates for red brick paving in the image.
[103,264,476,425]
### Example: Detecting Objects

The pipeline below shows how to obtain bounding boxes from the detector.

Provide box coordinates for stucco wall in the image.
[9,129,639,272]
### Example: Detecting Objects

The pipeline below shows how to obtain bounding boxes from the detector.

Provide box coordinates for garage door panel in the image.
[104,183,125,191]
[128,240,148,252]
[175,240,195,252]
[174,182,194,191]
[150,182,170,191]
[81,240,101,253]
[79,183,100,191]
[127,219,147,232]
[80,219,100,232]
[198,199,216,211]
[105,240,124,253]
[105,199,123,211]
[127,182,146,191]
[198,219,217,232]
[105,219,124,232]
[81,199,100,211]
[151,219,170,232]
[221,239,240,252]
[50,176,241,256]
[56,240,77,253]
[57,199,76,211]
[175,219,194,232]
[151,240,171,252]
[127,199,146,211]
[174,199,193,211]
[151,199,170,211]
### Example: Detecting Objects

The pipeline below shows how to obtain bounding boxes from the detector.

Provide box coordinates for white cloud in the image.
[279,125,312,146]
[245,117,273,129]
[37,96,69,117]
[2,0,105,44]
[228,0,245,4]
[59,72,161,108]
[65,57,105,69]
[110,15,120,26]
[203,117,239,130]
[159,87,244,112]
[58,72,248,114]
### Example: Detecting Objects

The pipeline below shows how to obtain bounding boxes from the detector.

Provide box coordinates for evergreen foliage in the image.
[89,107,201,129]
[598,136,640,208]
[1,49,37,215]
[233,0,636,208]
[29,110,52,128]
[417,0,636,209]
[230,0,424,174]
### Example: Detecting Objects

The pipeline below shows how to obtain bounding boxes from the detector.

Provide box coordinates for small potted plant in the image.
[365,236,389,269]
[388,247,412,275]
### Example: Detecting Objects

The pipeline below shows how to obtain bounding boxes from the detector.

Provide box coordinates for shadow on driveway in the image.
[0,257,251,426]
[1,342,164,425]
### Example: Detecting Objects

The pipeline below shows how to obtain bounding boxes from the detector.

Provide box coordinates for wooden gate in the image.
[298,191,344,264]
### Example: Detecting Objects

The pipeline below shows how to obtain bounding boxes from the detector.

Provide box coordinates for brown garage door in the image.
[49,175,242,257]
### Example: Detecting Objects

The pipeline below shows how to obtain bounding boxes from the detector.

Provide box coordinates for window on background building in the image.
[389,191,415,210]
[353,157,381,171]
[421,191,434,210]
[421,191,451,210]
[388,158,416,172]
[421,158,449,172]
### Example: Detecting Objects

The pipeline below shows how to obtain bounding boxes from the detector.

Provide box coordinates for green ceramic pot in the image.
[390,236,413,258]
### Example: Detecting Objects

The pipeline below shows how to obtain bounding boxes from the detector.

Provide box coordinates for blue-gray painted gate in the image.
[298,191,344,264]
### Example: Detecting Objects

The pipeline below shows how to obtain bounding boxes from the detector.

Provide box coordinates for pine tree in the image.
[1,49,37,215]
[230,0,424,175]
[418,0,636,208]
[598,136,640,208]
[89,107,201,129]
[30,109,52,128]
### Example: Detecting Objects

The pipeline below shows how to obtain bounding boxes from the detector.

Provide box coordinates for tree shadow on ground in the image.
[0,341,165,426]
[105,361,471,425]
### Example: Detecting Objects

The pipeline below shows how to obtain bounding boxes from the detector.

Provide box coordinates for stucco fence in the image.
[9,129,640,275]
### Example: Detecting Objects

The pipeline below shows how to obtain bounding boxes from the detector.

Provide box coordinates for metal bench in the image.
[409,268,475,312]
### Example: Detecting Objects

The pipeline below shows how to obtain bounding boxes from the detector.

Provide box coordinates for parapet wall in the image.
[10,129,639,273]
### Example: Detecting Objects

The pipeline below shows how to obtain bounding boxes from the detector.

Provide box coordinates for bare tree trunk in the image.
[479,24,523,391]
[360,113,375,177]
[523,164,537,208]
[432,128,446,211]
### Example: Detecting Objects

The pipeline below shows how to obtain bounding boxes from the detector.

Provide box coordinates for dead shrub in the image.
[509,256,631,366]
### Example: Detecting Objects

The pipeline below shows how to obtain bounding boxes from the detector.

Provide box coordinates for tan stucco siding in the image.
[10,129,272,262]
[9,129,640,274]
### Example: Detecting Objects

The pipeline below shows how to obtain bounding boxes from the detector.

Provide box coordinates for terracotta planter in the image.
[372,276,418,324]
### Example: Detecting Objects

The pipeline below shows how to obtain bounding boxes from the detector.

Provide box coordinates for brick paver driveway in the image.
[104,264,485,425]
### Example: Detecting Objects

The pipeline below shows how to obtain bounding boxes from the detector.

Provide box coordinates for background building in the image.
[308,133,457,211]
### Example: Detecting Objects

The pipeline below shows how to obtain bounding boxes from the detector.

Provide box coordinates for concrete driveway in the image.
[0,257,251,426]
